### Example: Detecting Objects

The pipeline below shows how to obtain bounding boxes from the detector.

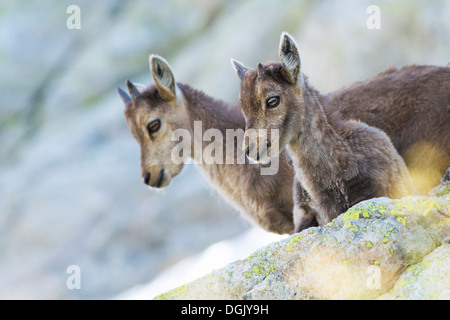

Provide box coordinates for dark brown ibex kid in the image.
[232,33,424,232]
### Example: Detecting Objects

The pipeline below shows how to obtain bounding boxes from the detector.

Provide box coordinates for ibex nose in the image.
[144,172,151,185]
[245,145,250,158]
[245,143,257,160]
[245,140,271,162]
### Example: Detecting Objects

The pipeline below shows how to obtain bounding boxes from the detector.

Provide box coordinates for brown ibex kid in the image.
[232,32,418,232]
[118,55,295,234]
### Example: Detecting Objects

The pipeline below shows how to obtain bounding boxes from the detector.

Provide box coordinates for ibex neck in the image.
[175,84,256,216]
[178,83,245,134]
[177,82,247,167]
[288,87,352,179]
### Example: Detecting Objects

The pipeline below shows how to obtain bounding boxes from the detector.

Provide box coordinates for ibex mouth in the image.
[144,172,151,185]
[245,140,272,164]
[155,168,165,188]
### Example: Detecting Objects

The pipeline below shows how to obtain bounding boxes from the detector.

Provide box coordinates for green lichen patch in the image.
[154,284,189,300]
[341,200,391,223]
[439,185,449,196]
[242,245,281,280]
[243,243,279,265]
[345,221,359,232]
[396,216,407,227]
[381,226,396,243]
[289,233,303,243]
[284,233,304,252]
[393,197,445,217]
[284,244,294,252]
[242,260,277,280]
[342,209,361,222]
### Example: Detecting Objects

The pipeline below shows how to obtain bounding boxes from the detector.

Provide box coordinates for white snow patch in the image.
[115,227,287,299]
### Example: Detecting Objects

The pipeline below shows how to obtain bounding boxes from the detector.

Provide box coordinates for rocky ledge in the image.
[155,169,450,300]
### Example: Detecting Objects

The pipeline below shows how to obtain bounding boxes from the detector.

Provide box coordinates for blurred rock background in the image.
[0,0,448,299]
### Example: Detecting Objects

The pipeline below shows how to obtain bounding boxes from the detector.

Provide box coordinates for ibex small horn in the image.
[117,87,131,104]
[126,79,141,101]
[257,63,267,77]
[231,59,251,81]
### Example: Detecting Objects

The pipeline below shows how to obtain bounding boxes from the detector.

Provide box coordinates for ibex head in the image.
[118,55,188,188]
[231,32,306,163]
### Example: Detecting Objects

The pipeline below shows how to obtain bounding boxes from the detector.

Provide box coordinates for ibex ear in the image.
[149,54,176,100]
[231,59,251,81]
[279,32,302,84]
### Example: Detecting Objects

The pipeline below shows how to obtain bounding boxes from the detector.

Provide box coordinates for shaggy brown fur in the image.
[324,65,450,195]
[232,33,430,232]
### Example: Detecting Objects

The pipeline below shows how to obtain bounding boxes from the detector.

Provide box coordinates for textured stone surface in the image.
[156,173,450,300]
[379,244,450,300]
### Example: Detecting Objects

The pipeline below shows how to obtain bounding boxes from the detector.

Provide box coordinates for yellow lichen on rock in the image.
[154,169,450,300]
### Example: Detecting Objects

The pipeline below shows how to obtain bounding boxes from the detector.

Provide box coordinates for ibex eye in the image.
[266,96,280,108]
[147,119,161,134]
